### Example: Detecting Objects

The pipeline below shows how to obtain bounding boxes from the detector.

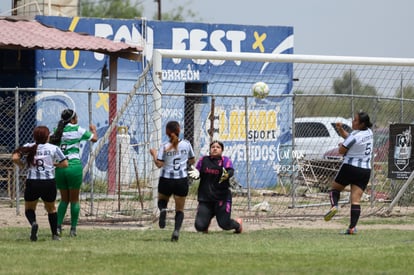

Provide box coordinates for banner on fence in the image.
[388,124,414,179]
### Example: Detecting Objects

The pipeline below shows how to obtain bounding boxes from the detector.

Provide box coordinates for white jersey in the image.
[23,143,67,180]
[342,128,373,169]
[156,139,195,179]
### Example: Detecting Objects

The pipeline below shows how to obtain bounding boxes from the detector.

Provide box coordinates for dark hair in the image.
[210,140,224,151]
[14,126,50,166]
[49,109,76,145]
[357,111,373,129]
[165,121,180,151]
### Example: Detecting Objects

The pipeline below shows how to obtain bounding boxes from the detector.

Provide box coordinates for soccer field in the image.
[1,216,413,274]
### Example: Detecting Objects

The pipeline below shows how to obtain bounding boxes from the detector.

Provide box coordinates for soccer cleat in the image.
[324,206,338,221]
[342,227,357,235]
[159,209,167,229]
[171,230,179,242]
[69,227,77,237]
[57,225,62,237]
[30,222,38,242]
[52,234,61,241]
[235,218,243,234]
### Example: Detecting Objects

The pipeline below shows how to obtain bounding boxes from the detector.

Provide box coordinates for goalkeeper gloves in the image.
[188,165,200,180]
[219,168,229,183]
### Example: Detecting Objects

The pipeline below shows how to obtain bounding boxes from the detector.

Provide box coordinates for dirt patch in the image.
[2,201,414,232]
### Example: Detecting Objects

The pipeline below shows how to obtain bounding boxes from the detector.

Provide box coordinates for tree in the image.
[81,0,143,19]
[395,85,414,99]
[80,0,199,21]
[158,4,199,21]
[333,70,377,96]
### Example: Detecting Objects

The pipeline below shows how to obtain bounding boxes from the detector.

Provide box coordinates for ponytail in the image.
[168,133,179,151]
[165,121,180,151]
[49,120,66,145]
[50,109,76,145]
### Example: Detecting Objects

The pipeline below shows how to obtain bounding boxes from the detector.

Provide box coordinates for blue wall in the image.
[33,16,294,188]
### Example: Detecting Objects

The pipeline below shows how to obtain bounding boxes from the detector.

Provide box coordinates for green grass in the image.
[1,226,413,274]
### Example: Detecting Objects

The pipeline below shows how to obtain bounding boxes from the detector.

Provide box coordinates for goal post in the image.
[150,49,414,216]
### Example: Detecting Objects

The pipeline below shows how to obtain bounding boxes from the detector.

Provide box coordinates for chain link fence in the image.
[2,58,414,227]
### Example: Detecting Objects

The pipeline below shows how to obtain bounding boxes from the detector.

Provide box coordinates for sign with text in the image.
[388,124,414,179]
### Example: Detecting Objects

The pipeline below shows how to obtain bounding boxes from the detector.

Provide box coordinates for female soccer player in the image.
[190,140,242,234]
[324,111,373,234]
[149,121,195,241]
[12,126,68,241]
[50,109,98,237]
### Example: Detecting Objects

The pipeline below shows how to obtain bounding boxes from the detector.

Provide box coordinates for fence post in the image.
[243,96,251,210]
[14,87,20,214]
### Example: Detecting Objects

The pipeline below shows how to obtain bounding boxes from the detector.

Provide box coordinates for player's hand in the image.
[188,165,200,180]
[219,168,229,183]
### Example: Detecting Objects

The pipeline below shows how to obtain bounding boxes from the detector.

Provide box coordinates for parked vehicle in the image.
[323,127,389,163]
[294,117,352,160]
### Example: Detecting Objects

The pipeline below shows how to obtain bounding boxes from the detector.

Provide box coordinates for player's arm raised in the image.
[336,122,349,139]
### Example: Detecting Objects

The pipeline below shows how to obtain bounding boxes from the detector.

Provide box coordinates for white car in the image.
[293,117,352,159]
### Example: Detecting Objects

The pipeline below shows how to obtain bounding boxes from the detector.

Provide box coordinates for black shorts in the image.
[24,179,57,202]
[335,163,371,191]
[158,177,189,197]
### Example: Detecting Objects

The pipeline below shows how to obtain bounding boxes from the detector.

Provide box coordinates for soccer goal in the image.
[79,49,414,226]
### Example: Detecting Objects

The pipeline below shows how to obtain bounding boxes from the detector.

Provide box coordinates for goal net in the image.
[79,49,414,226]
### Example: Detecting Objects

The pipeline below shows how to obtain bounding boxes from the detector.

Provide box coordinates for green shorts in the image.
[55,161,83,190]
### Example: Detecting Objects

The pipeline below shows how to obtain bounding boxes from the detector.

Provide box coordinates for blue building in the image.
[1,16,294,189]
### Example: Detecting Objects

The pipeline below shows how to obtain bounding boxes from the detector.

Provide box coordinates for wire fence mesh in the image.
[1,59,414,227]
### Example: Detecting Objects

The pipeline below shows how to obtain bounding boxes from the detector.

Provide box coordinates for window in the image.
[295,122,330,138]
[331,123,352,136]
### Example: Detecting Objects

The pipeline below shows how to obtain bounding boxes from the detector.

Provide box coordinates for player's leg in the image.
[44,201,59,240]
[170,179,189,241]
[25,200,39,241]
[325,164,350,221]
[41,179,59,240]
[56,168,69,235]
[24,179,39,241]
[69,188,81,237]
[215,199,242,233]
[343,167,370,234]
[171,195,186,241]
[194,201,214,233]
[157,177,172,229]
[157,192,170,229]
[344,183,365,234]
[324,181,345,221]
[67,162,83,237]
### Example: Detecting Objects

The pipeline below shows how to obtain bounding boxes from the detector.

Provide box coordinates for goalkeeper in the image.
[189,140,243,234]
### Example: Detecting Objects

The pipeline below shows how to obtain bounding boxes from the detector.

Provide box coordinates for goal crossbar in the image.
[155,49,414,66]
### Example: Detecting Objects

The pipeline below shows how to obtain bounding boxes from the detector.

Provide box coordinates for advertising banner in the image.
[388,124,414,179]
[32,16,294,188]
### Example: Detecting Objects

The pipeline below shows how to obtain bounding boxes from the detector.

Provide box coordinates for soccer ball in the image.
[252,81,270,99]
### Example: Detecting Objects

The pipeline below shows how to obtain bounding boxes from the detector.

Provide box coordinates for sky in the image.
[1,0,413,58]
[140,0,414,58]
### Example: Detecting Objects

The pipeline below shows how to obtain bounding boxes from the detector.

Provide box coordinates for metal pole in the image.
[244,96,251,210]
[152,50,163,214]
[88,91,94,215]
[155,0,161,20]
[14,87,20,214]
[387,171,414,214]
[351,69,354,117]
[209,97,215,142]
[291,93,297,208]
[400,73,404,122]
